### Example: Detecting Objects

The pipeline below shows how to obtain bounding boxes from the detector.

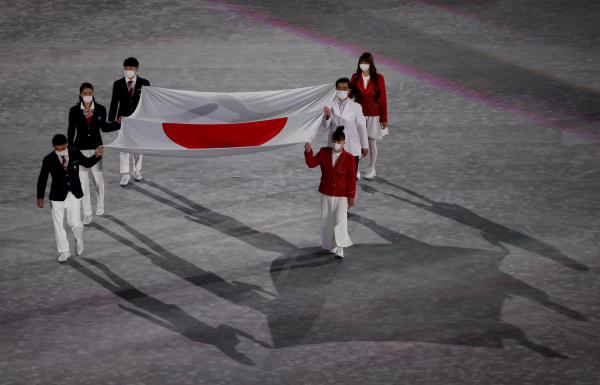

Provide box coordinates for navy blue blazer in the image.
[68,103,120,150]
[37,148,102,201]
[108,76,151,121]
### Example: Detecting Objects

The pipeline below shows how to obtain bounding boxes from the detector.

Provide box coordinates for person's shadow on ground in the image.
[78,180,587,362]
[69,257,270,366]
[361,176,589,272]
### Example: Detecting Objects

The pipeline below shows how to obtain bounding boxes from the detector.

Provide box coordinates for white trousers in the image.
[79,149,104,216]
[120,152,142,174]
[320,193,353,252]
[51,192,83,253]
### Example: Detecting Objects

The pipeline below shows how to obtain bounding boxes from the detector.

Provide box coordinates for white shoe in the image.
[120,174,130,186]
[133,170,143,181]
[364,168,376,179]
[356,170,361,181]
[58,251,71,263]
[96,206,104,216]
[76,239,84,256]
[330,247,338,254]
[83,215,93,225]
[334,248,344,258]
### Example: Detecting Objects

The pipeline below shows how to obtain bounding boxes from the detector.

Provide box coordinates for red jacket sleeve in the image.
[346,156,357,198]
[377,74,387,123]
[305,149,321,168]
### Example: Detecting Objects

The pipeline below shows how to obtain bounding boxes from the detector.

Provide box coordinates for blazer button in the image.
[130,108,133,111]
[130,100,133,102]
[88,134,91,136]
[66,174,68,177]
[68,183,70,185]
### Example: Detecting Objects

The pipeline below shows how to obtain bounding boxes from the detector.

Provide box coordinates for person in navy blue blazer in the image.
[108,57,151,186]
[68,82,120,226]
[37,134,103,263]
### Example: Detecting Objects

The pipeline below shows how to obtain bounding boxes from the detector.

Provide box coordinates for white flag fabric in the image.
[105,83,336,157]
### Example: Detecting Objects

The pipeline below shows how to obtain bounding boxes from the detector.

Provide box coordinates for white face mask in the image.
[360,64,370,71]
[336,90,349,100]
[332,143,343,151]
[124,70,136,79]
[55,149,68,156]
[82,95,93,103]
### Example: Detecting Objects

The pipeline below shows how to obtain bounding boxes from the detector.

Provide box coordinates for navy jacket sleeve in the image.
[76,149,101,168]
[37,158,50,199]
[101,121,121,132]
[109,81,118,122]
[99,107,120,132]
[67,107,76,148]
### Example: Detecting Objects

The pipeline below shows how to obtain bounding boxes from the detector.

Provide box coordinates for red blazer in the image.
[305,147,357,198]
[350,73,387,123]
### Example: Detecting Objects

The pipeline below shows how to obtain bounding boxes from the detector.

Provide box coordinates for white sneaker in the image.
[96,206,104,216]
[120,174,130,186]
[334,248,344,258]
[356,170,361,181]
[330,248,338,254]
[76,239,84,256]
[58,251,71,263]
[365,168,376,179]
[83,215,93,225]
[133,170,143,181]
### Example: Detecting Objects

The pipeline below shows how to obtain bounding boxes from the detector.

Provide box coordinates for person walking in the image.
[108,57,150,186]
[37,134,103,263]
[350,52,388,179]
[323,77,369,180]
[304,126,357,258]
[68,82,119,225]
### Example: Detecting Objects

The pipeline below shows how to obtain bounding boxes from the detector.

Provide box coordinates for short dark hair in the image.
[332,126,345,141]
[52,134,68,146]
[123,57,139,67]
[336,77,351,89]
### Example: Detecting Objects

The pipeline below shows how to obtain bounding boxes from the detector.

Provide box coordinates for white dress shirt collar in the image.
[362,74,370,89]
[125,75,137,85]
[80,101,95,110]
[332,149,342,167]
[338,97,349,114]
[56,151,69,166]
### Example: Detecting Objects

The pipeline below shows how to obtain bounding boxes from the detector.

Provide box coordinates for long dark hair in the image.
[78,82,96,106]
[354,52,378,89]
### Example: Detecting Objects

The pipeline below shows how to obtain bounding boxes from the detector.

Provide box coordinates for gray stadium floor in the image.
[1,1,600,384]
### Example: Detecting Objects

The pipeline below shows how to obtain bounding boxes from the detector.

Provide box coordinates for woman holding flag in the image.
[67,82,119,225]
[304,126,356,259]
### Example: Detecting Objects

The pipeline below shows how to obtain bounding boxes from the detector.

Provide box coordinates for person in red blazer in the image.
[304,126,356,258]
[350,52,388,180]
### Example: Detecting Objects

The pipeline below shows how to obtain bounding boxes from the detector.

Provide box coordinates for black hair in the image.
[123,57,139,67]
[335,77,351,90]
[332,126,345,141]
[78,82,96,106]
[354,52,379,89]
[52,134,68,146]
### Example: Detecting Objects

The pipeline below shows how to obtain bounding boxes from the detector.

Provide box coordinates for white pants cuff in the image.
[120,152,142,174]
[320,193,353,252]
